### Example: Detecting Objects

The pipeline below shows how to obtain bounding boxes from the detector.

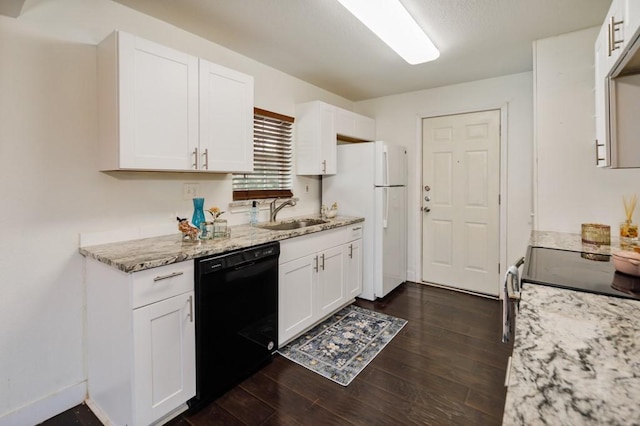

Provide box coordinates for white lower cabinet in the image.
[86,259,195,426]
[317,246,346,317]
[133,292,195,425]
[345,238,363,299]
[278,224,363,346]
[279,255,317,342]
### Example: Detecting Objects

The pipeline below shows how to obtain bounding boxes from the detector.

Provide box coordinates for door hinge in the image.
[498,194,501,205]
[498,263,501,274]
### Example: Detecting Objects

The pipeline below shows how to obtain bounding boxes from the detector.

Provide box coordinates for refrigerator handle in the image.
[383,146,389,186]
[383,187,389,228]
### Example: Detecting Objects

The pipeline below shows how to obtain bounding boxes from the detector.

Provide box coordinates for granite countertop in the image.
[502,230,640,425]
[503,284,640,425]
[79,215,364,273]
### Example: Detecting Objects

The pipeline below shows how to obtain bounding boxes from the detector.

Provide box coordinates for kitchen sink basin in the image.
[257,218,329,231]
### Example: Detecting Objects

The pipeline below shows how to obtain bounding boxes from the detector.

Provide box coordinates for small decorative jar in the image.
[199,221,214,240]
[213,219,229,239]
[620,220,638,240]
[581,223,611,246]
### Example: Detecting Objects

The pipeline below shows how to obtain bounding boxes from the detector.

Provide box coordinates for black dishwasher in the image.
[188,241,279,412]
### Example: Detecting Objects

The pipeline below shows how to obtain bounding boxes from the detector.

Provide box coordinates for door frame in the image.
[415,104,508,297]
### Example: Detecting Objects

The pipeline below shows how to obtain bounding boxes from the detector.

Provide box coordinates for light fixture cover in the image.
[337,0,439,65]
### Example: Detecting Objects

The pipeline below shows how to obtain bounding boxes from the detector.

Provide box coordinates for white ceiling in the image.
[114,0,610,101]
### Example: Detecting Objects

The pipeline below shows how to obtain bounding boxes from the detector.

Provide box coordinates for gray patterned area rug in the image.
[277,304,407,386]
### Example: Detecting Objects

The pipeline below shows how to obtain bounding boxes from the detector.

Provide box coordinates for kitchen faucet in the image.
[269,197,296,222]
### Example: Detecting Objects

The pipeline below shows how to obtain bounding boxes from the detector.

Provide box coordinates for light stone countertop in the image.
[79,215,364,273]
[502,285,640,425]
[502,231,640,425]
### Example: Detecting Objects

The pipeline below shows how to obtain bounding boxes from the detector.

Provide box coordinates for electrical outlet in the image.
[183,183,200,200]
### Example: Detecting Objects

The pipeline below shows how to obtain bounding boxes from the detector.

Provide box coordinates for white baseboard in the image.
[85,399,114,426]
[0,381,86,426]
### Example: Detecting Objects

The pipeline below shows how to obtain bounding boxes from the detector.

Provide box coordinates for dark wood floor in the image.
[41,282,513,425]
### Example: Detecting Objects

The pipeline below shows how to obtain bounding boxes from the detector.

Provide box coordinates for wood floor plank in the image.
[40,282,513,426]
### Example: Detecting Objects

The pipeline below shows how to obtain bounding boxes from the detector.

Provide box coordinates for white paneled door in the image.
[421,110,500,296]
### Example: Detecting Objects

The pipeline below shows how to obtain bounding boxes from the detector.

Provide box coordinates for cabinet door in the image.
[345,239,363,299]
[118,32,199,170]
[595,24,610,167]
[317,246,345,317]
[133,291,195,425]
[335,108,357,138]
[199,59,254,172]
[355,114,376,141]
[605,0,625,71]
[625,0,640,45]
[279,255,316,345]
[295,101,336,175]
[336,108,376,141]
[318,103,337,175]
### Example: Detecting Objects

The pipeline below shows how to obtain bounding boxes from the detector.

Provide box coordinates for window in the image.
[232,108,294,200]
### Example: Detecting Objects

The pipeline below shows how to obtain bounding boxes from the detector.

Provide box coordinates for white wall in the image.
[0,0,357,422]
[355,72,534,285]
[534,27,640,233]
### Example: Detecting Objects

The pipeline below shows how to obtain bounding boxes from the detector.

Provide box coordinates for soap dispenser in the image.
[250,201,259,225]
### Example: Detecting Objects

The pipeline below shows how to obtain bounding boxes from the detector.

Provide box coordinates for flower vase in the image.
[213,219,228,239]
[192,198,206,230]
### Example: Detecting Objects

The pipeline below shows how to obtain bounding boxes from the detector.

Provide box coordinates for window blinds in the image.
[232,109,294,200]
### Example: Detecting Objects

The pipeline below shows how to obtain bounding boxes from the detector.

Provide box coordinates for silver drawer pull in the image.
[187,295,194,323]
[153,271,184,282]
[352,226,362,231]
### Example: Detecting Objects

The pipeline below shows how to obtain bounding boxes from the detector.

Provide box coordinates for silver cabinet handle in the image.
[187,295,193,323]
[322,160,327,173]
[351,226,362,231]
[320,254,325,270]
[193,147,199,169]
[314,255,318,272]
[608,15,624,56]
[203,148,209,170]
[348,244,353,259]
[153,271,184,282]
[595,139,605,165]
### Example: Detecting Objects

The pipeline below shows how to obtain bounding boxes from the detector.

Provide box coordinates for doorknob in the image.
[422,207,431,212]
[424,195,430,202]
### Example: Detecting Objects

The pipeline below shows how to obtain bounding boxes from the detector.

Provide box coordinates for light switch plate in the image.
[183,183,200,200]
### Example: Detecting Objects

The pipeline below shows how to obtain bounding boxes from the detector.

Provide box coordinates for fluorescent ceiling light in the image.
[336,0,439,65]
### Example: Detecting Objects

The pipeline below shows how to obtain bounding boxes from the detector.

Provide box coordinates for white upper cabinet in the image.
[625,0,640,45]
[605,0,626,71]
[98,31,254,173]
[98,31,199,171]
[595,24,610,167]
[295,101,375,175]
[594,0,640,168]
[335,108,376,141]
[295,101,337,175]
[199,59,254,172]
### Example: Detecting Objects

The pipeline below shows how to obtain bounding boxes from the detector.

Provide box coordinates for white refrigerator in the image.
[322,141,407,301]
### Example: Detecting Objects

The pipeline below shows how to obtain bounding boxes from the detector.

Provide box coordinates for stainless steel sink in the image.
[257,218,329,231]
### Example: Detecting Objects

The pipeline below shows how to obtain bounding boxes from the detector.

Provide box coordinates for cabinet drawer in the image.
[346,223,363,241]
[279,227,347,264]
[132,261,194,308]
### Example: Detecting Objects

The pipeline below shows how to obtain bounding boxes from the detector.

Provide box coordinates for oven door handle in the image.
[502,257,524,343]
